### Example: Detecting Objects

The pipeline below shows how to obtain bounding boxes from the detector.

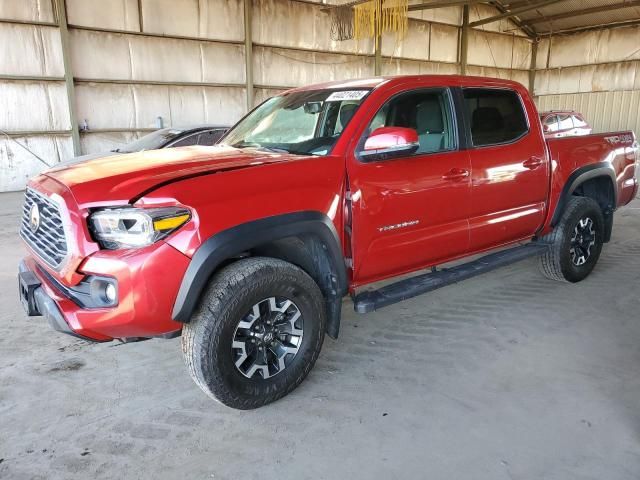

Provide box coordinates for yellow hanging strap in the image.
[353,0,408,43]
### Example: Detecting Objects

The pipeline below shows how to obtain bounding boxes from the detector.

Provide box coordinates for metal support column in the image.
[244,0,254,111]
[460,4,469,76]
[54,0,81,155]
[374,0,382,76]
[529,40,538,95]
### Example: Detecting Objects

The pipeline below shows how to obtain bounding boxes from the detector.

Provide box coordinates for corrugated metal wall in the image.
[0,0,532,192]
[0,1,73,192]
[534,25,640,134]
[536,91,640,135]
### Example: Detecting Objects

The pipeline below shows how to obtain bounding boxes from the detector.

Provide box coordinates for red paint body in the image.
[21,75,639,341]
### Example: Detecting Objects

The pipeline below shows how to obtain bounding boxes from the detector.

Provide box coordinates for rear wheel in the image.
[539,196,604,283]
[181,257,325,409]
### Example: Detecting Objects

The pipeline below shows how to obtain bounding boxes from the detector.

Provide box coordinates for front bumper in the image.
[19,241,191,342]
[18,262,91,340]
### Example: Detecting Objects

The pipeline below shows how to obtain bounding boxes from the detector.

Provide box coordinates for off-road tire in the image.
[181,257,326,409]
[539,196,605,283]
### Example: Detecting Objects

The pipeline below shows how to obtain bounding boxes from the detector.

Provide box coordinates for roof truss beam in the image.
[408,0,486,11]
[469,0,566,27]
[488,1,537,37]
[524,0,640,26]
[537,18,640,36]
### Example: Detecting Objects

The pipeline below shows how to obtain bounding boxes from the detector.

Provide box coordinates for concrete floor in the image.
[1,190,639,480]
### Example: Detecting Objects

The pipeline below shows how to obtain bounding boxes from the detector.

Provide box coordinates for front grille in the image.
[20,188,68,269]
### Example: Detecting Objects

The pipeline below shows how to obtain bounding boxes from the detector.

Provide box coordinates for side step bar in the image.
[353,242,550,314]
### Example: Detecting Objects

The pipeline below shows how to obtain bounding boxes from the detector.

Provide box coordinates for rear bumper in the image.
[19,241,191,342]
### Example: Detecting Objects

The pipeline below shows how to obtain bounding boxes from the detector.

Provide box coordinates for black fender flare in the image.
[171,211,348,337]
[550,161,617,227]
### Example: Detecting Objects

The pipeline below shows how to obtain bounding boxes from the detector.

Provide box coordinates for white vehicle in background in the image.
[540,110,592,138]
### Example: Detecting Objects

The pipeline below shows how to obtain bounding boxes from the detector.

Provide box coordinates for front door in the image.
[347,87,471,286]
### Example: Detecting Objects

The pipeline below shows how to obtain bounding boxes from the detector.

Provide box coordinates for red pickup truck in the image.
[19,75,638,409]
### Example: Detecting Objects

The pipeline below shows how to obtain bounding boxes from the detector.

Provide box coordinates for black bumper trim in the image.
[37,266,118,309]
[19,261,100,342]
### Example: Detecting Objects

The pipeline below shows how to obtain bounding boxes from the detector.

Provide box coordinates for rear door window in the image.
[463,88,528,146]
[557,114,573,131]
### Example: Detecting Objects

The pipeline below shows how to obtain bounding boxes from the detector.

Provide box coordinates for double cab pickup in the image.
[19,75,638,409]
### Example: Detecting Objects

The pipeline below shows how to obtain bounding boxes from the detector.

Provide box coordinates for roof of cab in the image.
[539,110,578,116]
[284,74,528,95]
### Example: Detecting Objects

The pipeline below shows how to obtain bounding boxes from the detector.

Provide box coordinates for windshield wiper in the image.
[259,146,291,154]
[230,141,261,149]
[229,142,307,155]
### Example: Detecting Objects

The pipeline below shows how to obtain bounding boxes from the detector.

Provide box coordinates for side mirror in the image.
[542,124,550,133]
[359,127,419,161]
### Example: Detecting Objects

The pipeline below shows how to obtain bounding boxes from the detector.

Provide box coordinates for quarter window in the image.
[463,88,528,146]
[543,115,559,132]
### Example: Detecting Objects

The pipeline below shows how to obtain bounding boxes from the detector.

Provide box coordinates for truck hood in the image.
[42,145,304,206]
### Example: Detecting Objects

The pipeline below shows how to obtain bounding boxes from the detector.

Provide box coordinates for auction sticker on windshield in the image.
[326,91,368,102]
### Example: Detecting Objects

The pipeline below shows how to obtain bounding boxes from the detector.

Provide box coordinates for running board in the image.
[353,242,550,314]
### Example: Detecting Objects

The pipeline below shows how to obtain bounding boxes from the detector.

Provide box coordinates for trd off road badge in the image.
[378,220,420,233]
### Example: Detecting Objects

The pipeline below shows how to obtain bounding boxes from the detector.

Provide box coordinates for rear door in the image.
[463,87,549,252]
[347,87,471,285]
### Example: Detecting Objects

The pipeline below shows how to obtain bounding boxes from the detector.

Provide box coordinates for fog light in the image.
[90,278,118,306]
[105,283,117,303]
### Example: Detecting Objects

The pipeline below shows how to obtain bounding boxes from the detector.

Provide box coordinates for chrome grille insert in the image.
[20,188,69,269]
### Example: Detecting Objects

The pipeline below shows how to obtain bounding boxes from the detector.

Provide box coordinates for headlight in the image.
[89,207,190,249]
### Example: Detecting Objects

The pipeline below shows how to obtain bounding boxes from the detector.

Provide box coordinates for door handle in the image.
[442,168,470,181]
[523,156,543,170]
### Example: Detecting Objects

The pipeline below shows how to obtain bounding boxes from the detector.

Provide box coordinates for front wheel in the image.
[181,257,326,409]
[539,196,605,283]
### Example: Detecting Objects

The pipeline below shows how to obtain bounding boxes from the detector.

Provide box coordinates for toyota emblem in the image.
[29,203,40,233]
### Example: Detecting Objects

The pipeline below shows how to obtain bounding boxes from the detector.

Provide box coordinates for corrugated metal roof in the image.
[496,0,640,35]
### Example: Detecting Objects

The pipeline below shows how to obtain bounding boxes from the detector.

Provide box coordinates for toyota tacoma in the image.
[19,75,639,409]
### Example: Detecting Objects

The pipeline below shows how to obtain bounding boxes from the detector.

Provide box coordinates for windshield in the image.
[222,89,370,156]
[116,128,183,153]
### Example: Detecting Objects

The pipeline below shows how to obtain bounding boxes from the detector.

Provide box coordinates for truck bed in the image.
[546,131,638,210]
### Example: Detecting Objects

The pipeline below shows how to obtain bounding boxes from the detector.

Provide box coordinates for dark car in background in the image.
[71,125,229,163]
[115,125,230,152]
[540,111,592,138]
